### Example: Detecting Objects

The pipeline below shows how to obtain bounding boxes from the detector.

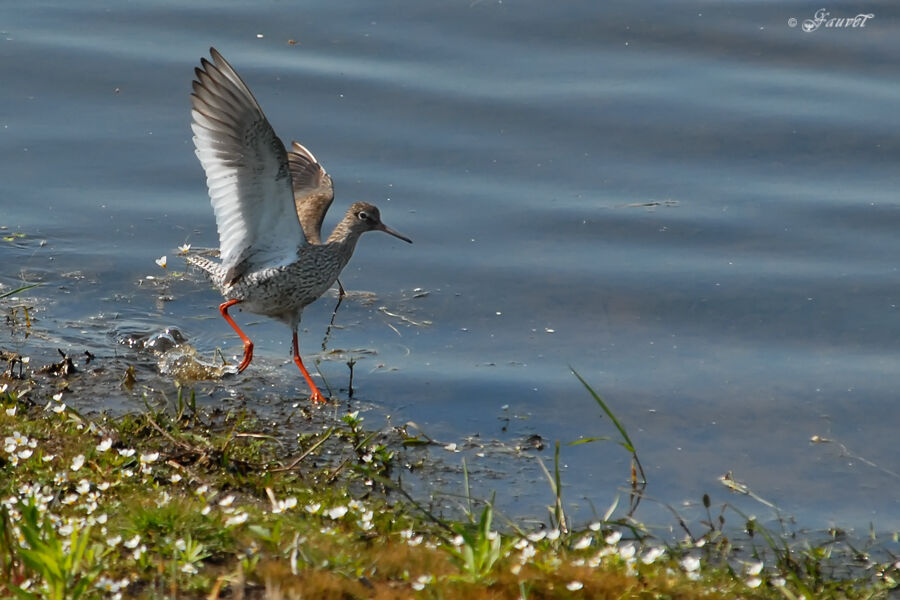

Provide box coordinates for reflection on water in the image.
[2,0,900,535]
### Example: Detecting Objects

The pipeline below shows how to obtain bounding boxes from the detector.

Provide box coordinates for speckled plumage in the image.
[187,48,411,402]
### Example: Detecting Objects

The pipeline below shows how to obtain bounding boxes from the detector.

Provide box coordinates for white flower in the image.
[118,448,135,458]
[573,535,592,550]
[681,555,701,572]
[96,439,113,452]
[642,546,665,564]
[746,577,762,588]
[411,574,432,591]
[42,454,55,463]
[70,455,85,471]
[546,529,560,541]
[124,534,141,549]
[133,544,146,560]
[443,443,458,452]
[566,581,583,591]
[604,530,622,545]
[588,521,603,531]
[201,506,211,516]
[178,244,191,254]
[526,530,547,543]
[139,452,159,464]
[745,559,764,576]
[106,535,122,547]
[52,403,66,414]
[618,543,636,560]
[224,512,248,527]
[155,256,167,269]
[52,393,63,402]
[17,448,33,460]
[326,505,348,519]
[5,406,16,416]
[0,384,7,393]
[170,473,182,483]
[218,495,235,507]
[180,563,198,574]
[75,479,91,494]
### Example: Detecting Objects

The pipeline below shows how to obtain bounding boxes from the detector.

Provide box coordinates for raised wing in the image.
[190,47,306,283]
[287,141,334,244]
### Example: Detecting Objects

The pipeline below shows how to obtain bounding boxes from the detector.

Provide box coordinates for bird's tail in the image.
[184,253,227,286]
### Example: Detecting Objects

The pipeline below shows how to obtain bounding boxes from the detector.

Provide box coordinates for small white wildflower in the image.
[618,543,636,560]
[58,523,74,536]
[527,530,547,543]
[178,244,191,255]
[514,538,529,550]
[96,438,113,452]
[573,535,592,550]
[771,576,786,587]
[121,469,134,478]
[486,530,499,541]
[133,544,146,560]
[17,448,33,460]
[170,473,182,483]
[510,563,522,575]
[566,581,584,591]
[411,574,432,591]
[174,538,187,551]
[408,535,424,546]
[604,530,622,545]
[546,529,560,541]
[519,544,537,562]
[443,442,458,452]
[52,393,63,402]
[61,494,79,505]
[124,534,141,549]
[42,454,55,463]
[588,553,603,568]
[681,555,701,572]
[118,448,135,458]
[5,406,15,416]
[21,357,30,365]
[0,383,7,393]
[52,403,66,414]
[75,479,91,494]
[70,455,85,471]
[195,484,209,496]
[139,451,159,464]
[155,256,167,269]
[107,535,122,547]
[201,505,211,516]
[180,562,198,574]
[326,505,348,519]
[225,512,248,527]
[746,576,762,588]
[588,521,603,531]
[642,546,665,564]
[745,559,764,576]
[95,513,108,524]
[218,494,235,507]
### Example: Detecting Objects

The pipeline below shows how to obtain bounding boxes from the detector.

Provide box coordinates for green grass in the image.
[0,373,897,599]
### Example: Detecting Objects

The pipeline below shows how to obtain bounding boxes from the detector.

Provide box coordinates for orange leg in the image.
[219,299,253,372]
[292,330,326,404]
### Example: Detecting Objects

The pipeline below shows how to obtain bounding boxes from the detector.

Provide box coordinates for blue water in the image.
[3,1,900,534]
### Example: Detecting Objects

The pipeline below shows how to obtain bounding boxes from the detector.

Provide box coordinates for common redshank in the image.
[186,48,411,404]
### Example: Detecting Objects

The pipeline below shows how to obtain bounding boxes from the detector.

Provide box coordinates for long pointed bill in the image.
[376,223,413,244]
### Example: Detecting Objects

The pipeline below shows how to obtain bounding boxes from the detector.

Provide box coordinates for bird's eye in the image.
[357,211,369,221]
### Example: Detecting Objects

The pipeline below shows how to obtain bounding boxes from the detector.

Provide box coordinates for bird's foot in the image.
[309,390,327,404]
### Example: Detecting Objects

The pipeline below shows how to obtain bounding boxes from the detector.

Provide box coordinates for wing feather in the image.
[190,47,306,283]
[287,141,335,244]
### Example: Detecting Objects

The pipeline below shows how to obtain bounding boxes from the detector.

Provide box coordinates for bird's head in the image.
[347,202,412,244]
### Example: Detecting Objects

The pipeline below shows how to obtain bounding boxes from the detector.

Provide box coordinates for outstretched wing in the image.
[287,141,334,244]
[190,47,306,283]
